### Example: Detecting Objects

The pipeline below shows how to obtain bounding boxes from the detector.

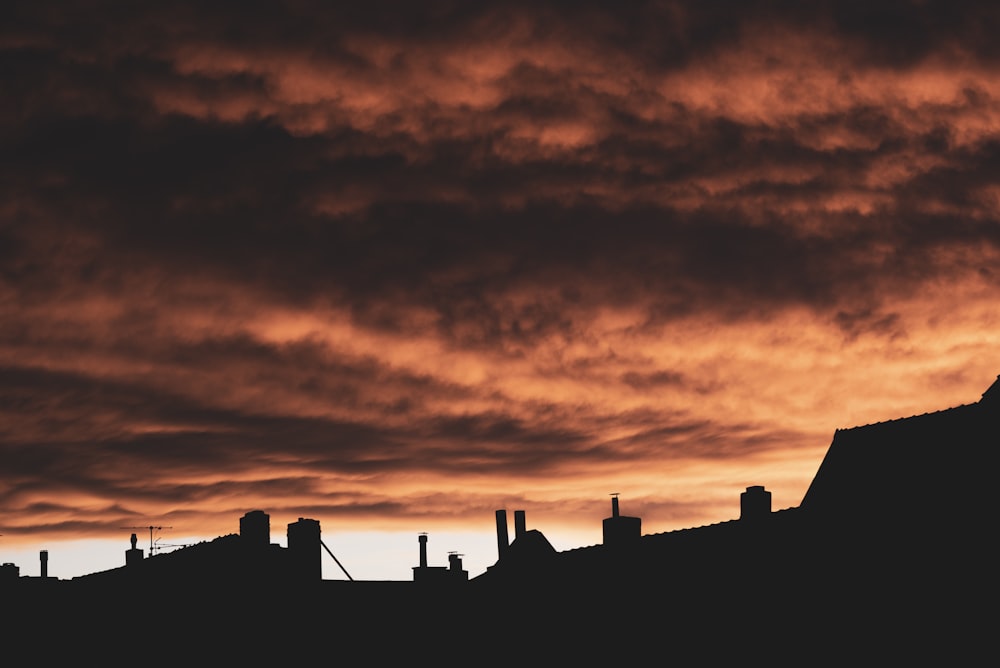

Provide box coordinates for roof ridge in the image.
[836,401,977,432]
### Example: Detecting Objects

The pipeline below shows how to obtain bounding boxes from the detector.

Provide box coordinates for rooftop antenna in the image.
[154,541,193,551]
[119,525,173,556]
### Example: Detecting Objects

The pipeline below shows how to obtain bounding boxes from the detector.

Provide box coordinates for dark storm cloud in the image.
[3,0,1000,547]
[5,0,999,320]
[2,110,989,340]
[4,1,996,314]
[0,351,795,501]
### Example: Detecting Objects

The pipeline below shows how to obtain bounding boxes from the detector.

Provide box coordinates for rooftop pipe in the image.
[418,533,428,568]
[514,510,526,540]
[495,510,509,560]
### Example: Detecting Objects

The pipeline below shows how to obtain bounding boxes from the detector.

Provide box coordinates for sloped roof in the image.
[981,374,1000,404]
[73,533,298,588]
[799,397,995,528]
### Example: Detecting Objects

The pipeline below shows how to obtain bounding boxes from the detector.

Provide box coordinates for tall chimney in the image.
[495,510,509,560]
[418,533,428,568]
[40,550,48,579]
[514,510,526,540]
[611,493,620,518]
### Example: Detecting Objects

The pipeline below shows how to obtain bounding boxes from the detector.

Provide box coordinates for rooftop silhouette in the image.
[2,374,995,662]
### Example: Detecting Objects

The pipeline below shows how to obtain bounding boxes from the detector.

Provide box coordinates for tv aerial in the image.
[119,525,173,556]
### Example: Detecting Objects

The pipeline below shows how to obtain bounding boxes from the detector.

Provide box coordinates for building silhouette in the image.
[1,375,995,662]
[63,511,327,589]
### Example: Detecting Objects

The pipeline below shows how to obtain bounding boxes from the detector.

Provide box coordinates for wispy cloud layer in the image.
[2,1,999,553]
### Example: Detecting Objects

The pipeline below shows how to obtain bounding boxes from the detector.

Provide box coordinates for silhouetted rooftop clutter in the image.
[2,374,996,660]
[412,532,468,583]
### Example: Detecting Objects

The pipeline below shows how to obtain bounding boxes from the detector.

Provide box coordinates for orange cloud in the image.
[3,3,1000,580]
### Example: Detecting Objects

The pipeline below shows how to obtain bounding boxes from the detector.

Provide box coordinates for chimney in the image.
[514,510,526,540]
[448,551,469,581]
[740,485,772,521]
[40,550,48,579]
[126,533,144,567]
[287,517,322,581]
[603,494,641,546]
[240,510,271,548]
[495,510,509,560]
[418,533,428,568]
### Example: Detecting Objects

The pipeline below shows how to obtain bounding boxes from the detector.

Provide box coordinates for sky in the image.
[3,0,1000,581]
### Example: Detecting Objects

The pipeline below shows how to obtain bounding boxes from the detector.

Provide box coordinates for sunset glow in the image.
[3,1,999,580]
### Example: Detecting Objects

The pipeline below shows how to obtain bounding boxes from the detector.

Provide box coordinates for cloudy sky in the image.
[3,1,999,579]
